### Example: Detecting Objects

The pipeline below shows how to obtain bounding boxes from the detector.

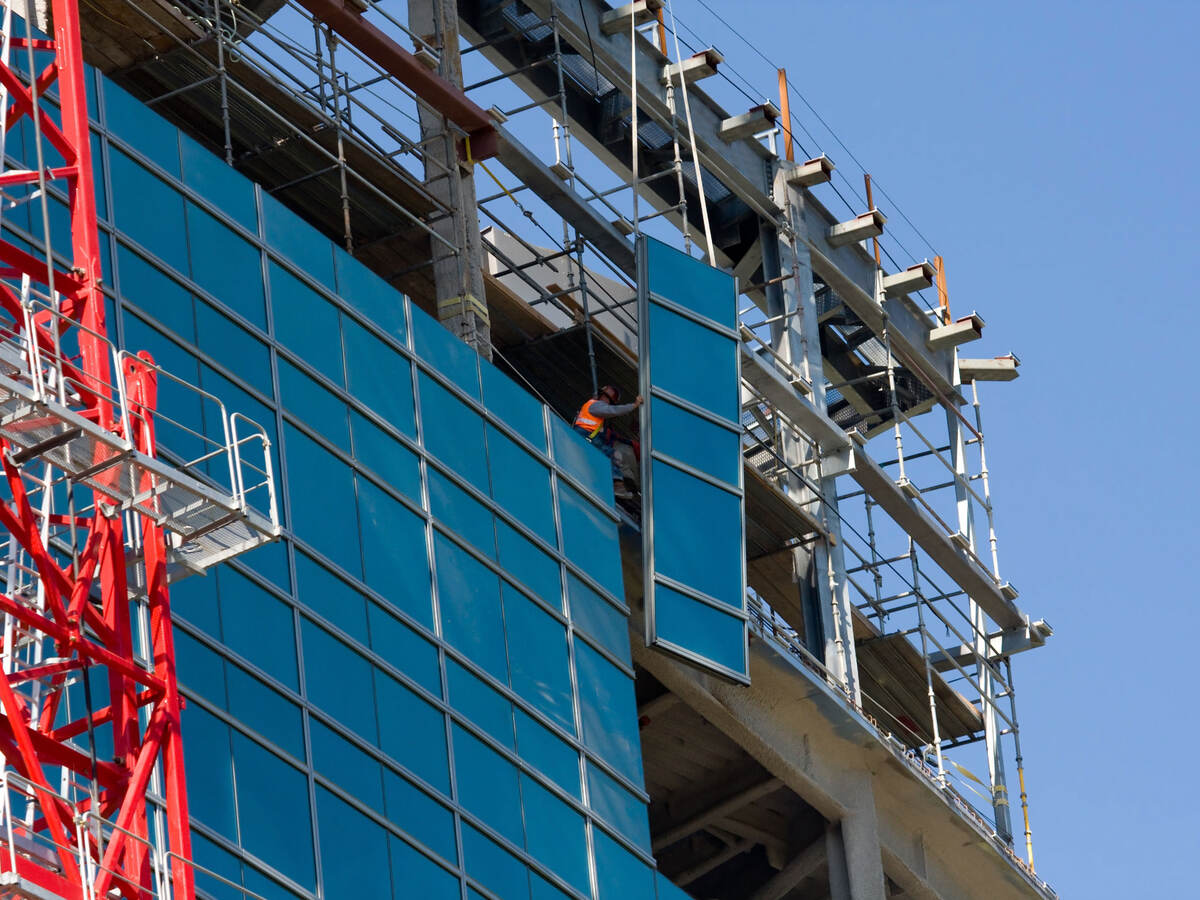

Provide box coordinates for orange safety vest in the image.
[573,398,604,438]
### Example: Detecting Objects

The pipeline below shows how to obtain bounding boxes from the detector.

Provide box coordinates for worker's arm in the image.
[590,397,642,418]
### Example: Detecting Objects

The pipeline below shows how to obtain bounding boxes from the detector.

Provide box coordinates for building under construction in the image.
[0,0,1055,899]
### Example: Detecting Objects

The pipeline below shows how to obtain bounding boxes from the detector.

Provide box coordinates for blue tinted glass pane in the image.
[557,485,622,601]
[428,471,494,559]
[174,630,224,705]
[567,573,630,665]
[514,709,578,799]
[650,397,740,487]
[391,835,459,900]
[375,670,449,793]
[198,364,280,486]
[335,252,406,341]
[243,866,306,900]
[645,236,735,329]
[261,192,335,289]
[117,244,193,341]
[104,80,180,175]
[295,551,368,645]
[447,658,513,748]
[550,416,612,503]
[91,132,106,222]
[593,829,654,900]
[366,600,440,695]
[648,302,738,422]
[190,831,243,900]
[279,359,350,447]
[350,412,421,503]
[315,787,390,900]
[495,520,561,610]
[182,706,236,839]
[180,133,257,231]
[434,534,506,681]
[186,202,265,328]
[654,585,745,674]
[109,148,188,274]
[300,619,377,742]
[521,775,589,895]
[236,540,291,595]
[194,299,271,394]
[284,424,360,576]
[218,568,297,689]
[587,762,651,851]
[481,366,545,453]
[270,261,343,384]
[232,734,315,888]
[504,588,573,733]
[530,872,572,900]
[357,478,433,627]
[420,373,487,491]
[171,569,219,635]
[461,824,528,900]
[411,311,480,398]
[488,425,555,544]
[310,720,384,814]
[453,723,524,845]
[650,461,742,606]
[226,664,304,759]
[383,769,457,864]
[343,319,415,436]
[574,642,642,785]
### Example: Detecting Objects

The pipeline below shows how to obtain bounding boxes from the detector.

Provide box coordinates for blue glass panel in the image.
[488,425,555,544]
[181,706,236,840]
[334,252,406,341]
[194,299,272,394]
[481,365,545,453]
[310,720,384,814]
[521,775,589,895]
[117,244,193,342]
[278,359,350,448]
[231,734,315,888]
[109,147,188,274]
[504,587,573,733]
[269,261,343,385]
[218,568,297,690]
[343,319,414,436]
[242,866,306,900]
[453,723,523,845]
[650,460,742,606]
[300,618,377,742]
[567,572,630,665]
[295,550,368,645]
[390,835,459,900]
[283,424,360,576]
[587,762,651,851]
[428,471,495,559]
[261,192,335,289]
[175,630,225,705]
[235,541,291,595]
[350,411,421,503]
[573,641,642,785]
[85,65,98,122]
[514,709,579,799]
[647,302,738,422]
[180,133,257,231]
[495,520,561,610]
[198,364,280,482]
[550,415,612,503]
[594,829,654,900]
[462,823,529,900]
[411,311,480,398]
[434,533,506,681]
[91,132,106,222]
[186,202,265,328]
[382,768,457,863]
[420,373,488,491]
[654,585,745,674]
[557,485,623,601]
[357,478,433,627]
[226,663,304,759]
[447,658,513,748]
[190,831,243,900]
[315,787,390,900]
[530,872,572,900]
[375,670,449,793]
[649,396,740,487]
[366,600,440,695]
[645,236,735,329]
[103,80,180,175]
[171,569,220,636]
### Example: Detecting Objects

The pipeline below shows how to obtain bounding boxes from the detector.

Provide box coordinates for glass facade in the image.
[1,64,688,900]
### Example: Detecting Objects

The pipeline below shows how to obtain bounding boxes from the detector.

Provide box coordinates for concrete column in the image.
[825,824,852,900]
[839,775,887,900]
[407,0,491,358]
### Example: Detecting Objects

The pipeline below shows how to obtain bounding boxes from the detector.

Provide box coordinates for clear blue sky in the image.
[662,1,1195,895]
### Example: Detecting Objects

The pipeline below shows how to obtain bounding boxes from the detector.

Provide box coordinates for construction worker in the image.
[573,384,642,500]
